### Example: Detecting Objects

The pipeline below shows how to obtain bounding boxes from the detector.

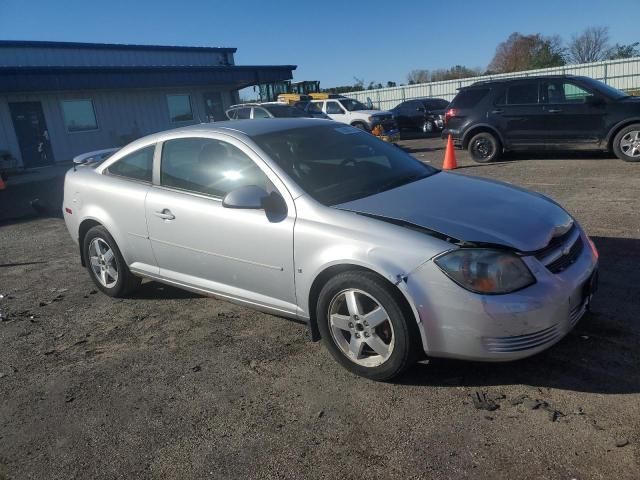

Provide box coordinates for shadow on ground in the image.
[397,235,640,395]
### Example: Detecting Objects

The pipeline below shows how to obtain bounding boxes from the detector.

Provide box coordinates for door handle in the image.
[547,109,563,113]
[491,109,503,114]
[154,209,175,220]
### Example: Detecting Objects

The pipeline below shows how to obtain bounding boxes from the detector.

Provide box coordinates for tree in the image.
[430,65,482,81]
[406,69,430,85]
[386,81,397,88]
[568,26,610,63]
[607,42,640,60]
[489,32,566,73]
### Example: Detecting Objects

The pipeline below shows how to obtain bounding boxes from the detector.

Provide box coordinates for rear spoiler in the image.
[72,148,120,168]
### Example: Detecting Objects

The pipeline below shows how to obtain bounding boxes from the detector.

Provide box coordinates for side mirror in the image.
[222,185,269,209]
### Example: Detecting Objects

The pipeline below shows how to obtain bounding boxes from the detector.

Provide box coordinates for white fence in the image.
[343,58,640,110]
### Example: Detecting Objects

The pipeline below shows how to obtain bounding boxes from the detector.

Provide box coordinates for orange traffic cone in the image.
[442,134,458,170]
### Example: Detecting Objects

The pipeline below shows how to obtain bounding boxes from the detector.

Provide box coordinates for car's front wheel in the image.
[316,271,419,381]
[613,124,640,162]
[422,120,434,134]
[83,225,141,297]
[468,131,501,163]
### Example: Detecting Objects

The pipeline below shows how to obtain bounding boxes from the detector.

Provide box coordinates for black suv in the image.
[444,75,640,162]
[390,97,450,134]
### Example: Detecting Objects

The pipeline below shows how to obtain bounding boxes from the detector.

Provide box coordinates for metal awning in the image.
[0,65,297,93]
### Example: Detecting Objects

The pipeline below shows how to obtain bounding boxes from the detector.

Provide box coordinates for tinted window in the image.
[506,82,539,104]
[252,125,437,206]
[431,99,450,109]
[541,81,591,104]
[61,99,98,132]
[306,102,323,113]
[160,137,269,197]
[167,95,193,122]
[451,88,489,108]
[235,108,251,119]
[107,146,154,182]
[265,105,308,118]
[326,102,344,114]
[252,107,270,119]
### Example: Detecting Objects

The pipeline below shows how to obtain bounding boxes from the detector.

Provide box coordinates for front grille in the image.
[482,325,561,353]
[535,225,584,274]
[545,237,584,273]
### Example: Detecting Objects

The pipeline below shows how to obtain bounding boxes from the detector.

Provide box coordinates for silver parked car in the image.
[63,119,599,380]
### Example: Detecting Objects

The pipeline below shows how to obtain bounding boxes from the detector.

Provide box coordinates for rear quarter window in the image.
[450,88,490,108]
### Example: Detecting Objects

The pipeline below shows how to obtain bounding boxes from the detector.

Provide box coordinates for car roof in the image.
[466,74,585,88]
[128,118,327,146]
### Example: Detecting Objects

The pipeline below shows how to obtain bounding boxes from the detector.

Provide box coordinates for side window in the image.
[326,101,344,114]
[307,102,323,113]
[235,108,251,120]
[541,81,591,104]
[226,109,237,120]
[106,146,154,183]
[252,107,270,119]
[160,137,269,198]
[506,82,539,105]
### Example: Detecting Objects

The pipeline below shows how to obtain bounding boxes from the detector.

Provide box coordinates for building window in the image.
[167,94,194,122]
[61,99,98,132]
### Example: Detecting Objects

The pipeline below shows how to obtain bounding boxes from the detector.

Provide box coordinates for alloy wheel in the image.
[328,289,395,367]
[88,238,118,288]
[472,137,494,159]
[620,130,640,158]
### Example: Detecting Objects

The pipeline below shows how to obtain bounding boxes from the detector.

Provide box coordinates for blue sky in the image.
[1,0,638,88]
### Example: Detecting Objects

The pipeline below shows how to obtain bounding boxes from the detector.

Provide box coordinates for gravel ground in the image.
[1,136,639,479]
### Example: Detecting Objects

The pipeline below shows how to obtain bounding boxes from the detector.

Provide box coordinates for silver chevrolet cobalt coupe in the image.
[63,119,598,380]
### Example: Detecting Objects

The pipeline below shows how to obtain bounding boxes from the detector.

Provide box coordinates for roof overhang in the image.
[0,65,297,93]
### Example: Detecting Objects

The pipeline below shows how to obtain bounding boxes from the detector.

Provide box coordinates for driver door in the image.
[145,134,297,314]
[326,100,349,123]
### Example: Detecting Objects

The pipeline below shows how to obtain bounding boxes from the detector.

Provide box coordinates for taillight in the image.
[444,108,457,125]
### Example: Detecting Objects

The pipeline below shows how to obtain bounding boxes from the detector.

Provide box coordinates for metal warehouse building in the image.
[0,40,296,169]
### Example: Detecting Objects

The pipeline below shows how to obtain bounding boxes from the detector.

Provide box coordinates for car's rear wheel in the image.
[316,271,419,381]
[83,226,141,297]
[613,124,640,162]
[468,131,501,163]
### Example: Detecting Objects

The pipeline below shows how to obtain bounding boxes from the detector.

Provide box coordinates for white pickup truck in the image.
[309,98,397,132]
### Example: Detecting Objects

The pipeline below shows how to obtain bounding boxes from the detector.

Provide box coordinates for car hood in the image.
[336,172,573,252]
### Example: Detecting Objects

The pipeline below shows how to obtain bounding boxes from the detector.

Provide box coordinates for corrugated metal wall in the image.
[0,87,236,166]
[343,58,640,110]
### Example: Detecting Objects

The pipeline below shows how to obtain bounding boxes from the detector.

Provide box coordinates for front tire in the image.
[316,271,419,381]
[468,131,501,163]
[422,120,434,134]
[613,124,640,162]
[352,122,369,131]
[83,226,141,297]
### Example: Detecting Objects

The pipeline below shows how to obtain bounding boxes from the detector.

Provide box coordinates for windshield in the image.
[581,77,629,99]
[265,105,309,118]
[252,125,438,205]
[341,99,369,111]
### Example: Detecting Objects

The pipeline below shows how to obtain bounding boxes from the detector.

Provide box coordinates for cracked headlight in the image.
[435,249,535,294]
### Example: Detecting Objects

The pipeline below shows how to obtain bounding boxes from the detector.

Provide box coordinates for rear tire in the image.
[468,131,501,163]
[316,271,419,381]
[612,123,640,162]
[83,226,141,297]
